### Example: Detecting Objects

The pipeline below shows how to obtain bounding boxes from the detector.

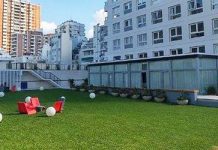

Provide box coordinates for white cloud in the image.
[41,21,57,34]
[86,9,107,38]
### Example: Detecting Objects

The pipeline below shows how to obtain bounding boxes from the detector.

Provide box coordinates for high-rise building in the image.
[11,30,43,58]
[0,0,41,53]
[102,0,218,61]
[49,20,85,69]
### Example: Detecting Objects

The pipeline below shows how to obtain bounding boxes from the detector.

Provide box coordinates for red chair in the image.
[30,97,45,112]
[53,101,64,113]
[30,97,41,108]
[17,102,36,115]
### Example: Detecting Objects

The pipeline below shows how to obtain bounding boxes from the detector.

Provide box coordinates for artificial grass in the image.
[0,89,217,150]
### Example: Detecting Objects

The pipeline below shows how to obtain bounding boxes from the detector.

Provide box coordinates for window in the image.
[153,30,163,44]
[137,33,147,46]
[137,14,146,28]
[124,19,133,31]
[153,51,164,57]
[190,45,205,53]
[170,26,182,41]
[212,0,218,9]
[188,0,203,15]
[113,39,121,50]
[100,42,108,51]
[151,10,162,24]
[170,48,183,55]
[138,53,147,58]
[213,19,218,34]
[190,22,204,38]
[214,44,218,54]
[137,0,146,10]
[113,22,120,34]
[113,6,120,18]
[169,4,181,20]
[113,56,121,60]
[124,1,132,14]
[124,36,133,49]
[125,54,133,60]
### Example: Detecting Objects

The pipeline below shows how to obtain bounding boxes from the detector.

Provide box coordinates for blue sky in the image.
[31,0,106,37]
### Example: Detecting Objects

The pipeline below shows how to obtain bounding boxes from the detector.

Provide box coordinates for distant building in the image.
[43,34,54,45]
[10,30,43,59]
[49,20,86,69]
[93,24,108,63]
[0,0,41,53]
[79,38,94,69]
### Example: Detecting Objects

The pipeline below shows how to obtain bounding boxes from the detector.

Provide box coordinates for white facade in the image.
[103,0,218,61]
[93,24,109,62]
[49,20,86,68]
[79,38,94,69]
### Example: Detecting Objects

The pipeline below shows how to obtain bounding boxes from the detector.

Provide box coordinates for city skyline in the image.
[31,0,106,37]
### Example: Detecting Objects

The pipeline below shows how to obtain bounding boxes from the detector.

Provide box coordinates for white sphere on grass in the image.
[89,93,96,99]
[60,96,66,101]
[46,107,56,117]
[0,113,2,122]
[0,92,5,98]
[39,86,44,91]
[25,96,31,103]
[16,87,21,92]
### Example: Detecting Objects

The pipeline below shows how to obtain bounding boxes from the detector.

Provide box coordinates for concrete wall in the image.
[21,71,54,90]
[45,70,88,88]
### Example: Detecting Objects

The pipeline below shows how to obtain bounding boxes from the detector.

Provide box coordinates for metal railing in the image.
[34,70,61,86]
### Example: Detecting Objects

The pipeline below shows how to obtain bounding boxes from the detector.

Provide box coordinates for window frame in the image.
[169,4,181,20]
[113,39,121,50]
[189,22,204,38]
[152,30,163,44]
[137,14,146,28]
[188,0,203,15]
[212,0,218,9]
[137,33,147,46]
[151,10,163,24]
[169,26,182,41]
[124,36,133,49]
[190,45,205,53]
[170,48,183,55]
[213,18,218,34]
[113,22,120,34]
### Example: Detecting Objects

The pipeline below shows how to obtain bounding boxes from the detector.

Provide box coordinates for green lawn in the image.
[0,89,217,150]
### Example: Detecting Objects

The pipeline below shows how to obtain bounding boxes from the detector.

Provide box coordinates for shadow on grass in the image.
[4,112,20,116]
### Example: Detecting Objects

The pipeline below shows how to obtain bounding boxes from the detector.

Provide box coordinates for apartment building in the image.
[49,20,85,69]
[0,0,41,53]
[10,30,43,58]
[102,0,218,60]
[88,0,218,93]
[79,38,94,69]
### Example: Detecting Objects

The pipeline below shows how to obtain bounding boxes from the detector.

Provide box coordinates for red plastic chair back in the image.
[30,97,40,108]
[53,101,64,113]
[11,85,16,92]
[17,102,36,115]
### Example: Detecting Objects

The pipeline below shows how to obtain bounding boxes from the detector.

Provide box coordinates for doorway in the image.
[142,72,147,88]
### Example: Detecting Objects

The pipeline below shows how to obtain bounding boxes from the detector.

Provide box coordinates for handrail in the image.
[34,70,61,85]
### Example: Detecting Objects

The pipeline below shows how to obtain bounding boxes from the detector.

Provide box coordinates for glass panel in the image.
[115,64,128,72]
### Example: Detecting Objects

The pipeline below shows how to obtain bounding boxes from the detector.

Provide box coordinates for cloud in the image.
[41,21,57,34]
[86,9,107,38]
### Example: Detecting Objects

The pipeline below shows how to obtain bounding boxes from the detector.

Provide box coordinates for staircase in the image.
[30,70,62,88]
